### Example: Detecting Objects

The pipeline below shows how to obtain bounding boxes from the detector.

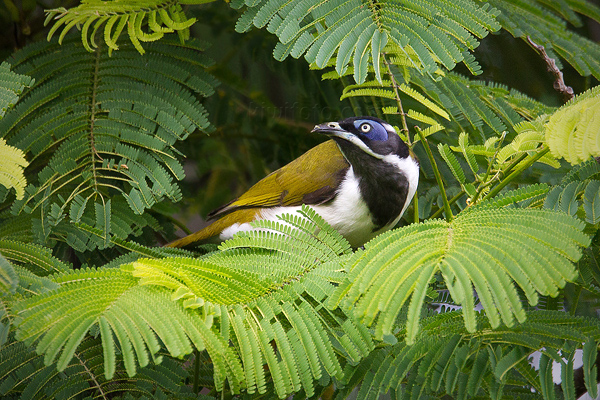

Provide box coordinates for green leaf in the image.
[2,38,217,249]
[539,353,556,400]
[560,350,576,400]
[438,143,466,184]
[12,208,371,398]
[329,208,589,341]
[0,62,34,119]
[45,0,196,54]
[238,0,500,82]
[583,339,599,399]
[0,138,29,200]
[0,254,18,295]
[584,180,600,224]
[546,85,600,164]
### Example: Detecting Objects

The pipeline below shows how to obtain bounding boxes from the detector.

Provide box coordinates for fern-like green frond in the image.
[0,63,33,201]
[12,267,242,390]
[486,0,600,80]
[0,254,18,296]
[237,0,500,83]
[11,207,372,398]
[545,85,600,164]
[0,335,199,399]
[477,184,550,210]
[438,143,466,184]
[331,59,552,141]
[0,138,28,200]
[340,310,600,399]
[328,207,589,342]
[130,207,371,397]
[0,62,34,120]
[44,0,205,54]
[494,117,560,168]
[0,37,217,250]
[544,157,600,225]
[417,72,550,137]
[0,239,69,275]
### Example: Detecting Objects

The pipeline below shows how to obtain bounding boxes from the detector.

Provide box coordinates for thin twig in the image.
[164,214,193,235]
[75,353,108,399]
[416,127,453,222]
[383,53,410,144]
[482,147,550,201]
[469,132,507,205]
[527,36,574,102]
[413,193,419,223]
[193,349,201,393]
[430,189,465,219]
[340,76,362,116]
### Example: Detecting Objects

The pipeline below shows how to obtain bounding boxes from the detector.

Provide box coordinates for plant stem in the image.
[193,349,201,393]
[482,147,550,201]
[570,285,581,315]
[383,53,410,144]
[413,192,419,223]
[340,76,362,116]
[470,132,507,205]
[416,128,453,222]
[430,189,465,219]
[165,214,193,235]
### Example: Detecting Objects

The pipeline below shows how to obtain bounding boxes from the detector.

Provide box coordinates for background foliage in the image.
[1,0,600,399]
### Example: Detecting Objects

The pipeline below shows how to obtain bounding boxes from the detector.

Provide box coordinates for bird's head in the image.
[312,116,413,161]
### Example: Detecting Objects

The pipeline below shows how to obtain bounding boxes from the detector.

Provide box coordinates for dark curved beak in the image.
[311,122,349,137]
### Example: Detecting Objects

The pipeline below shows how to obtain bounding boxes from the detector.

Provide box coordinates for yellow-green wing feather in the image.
[166,140,349,248]
[166,209,257,248]
[207,139,349,218]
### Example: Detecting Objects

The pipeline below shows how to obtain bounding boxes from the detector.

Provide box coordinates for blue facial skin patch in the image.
[354,119,389,141]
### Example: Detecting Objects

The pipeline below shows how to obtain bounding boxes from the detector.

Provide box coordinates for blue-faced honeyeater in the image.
[167,116,419,248]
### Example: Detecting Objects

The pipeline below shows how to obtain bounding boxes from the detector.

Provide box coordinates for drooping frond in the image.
[0,335,201,399]
[544,157,600,226]
[0,138,28,200]
[0,63,33,201]
[0,37,217,250]
[0,62,34,120]
[339,310,600,399]
[416,72,554,138]
[12,268,243,388]
[235,0,501,83]
[486,0,600,80]
[44,0,205,54]
[0,255,17,296]
[328,207,590,342]
[0,239,70,275]
[545,85,600,165]
[477,183,550,209]
[11,207,373,398]
[330,53,553,141]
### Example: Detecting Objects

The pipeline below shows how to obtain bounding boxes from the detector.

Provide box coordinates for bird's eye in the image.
[360,123,372,133]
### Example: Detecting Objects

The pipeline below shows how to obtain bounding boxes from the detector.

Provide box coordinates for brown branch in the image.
[527,36,574,102]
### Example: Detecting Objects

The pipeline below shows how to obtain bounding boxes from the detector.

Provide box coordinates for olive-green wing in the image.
[165,140,349,248]
[207,139,349,219]
[165,209,257,248]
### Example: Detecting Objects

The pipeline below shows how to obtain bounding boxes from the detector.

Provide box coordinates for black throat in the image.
[335,140,411,230]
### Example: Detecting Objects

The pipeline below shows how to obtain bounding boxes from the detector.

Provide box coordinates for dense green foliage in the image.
[1,0,600,399]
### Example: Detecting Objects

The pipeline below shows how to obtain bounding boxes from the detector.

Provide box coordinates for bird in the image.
[167,116,419,249]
